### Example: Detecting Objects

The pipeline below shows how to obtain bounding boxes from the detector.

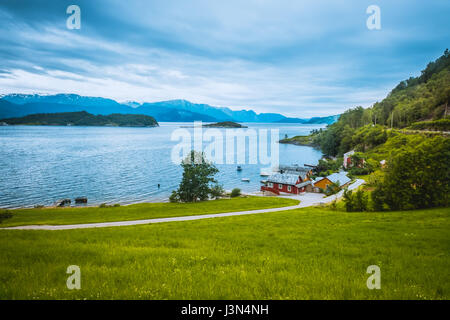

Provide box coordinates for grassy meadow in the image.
[0,196,298,227]
[0,205,448,299]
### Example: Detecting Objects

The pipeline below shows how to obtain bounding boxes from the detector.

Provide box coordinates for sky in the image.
[0,0,449,117]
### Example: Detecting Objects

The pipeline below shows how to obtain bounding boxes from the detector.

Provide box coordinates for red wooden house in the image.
[261,172,312,195]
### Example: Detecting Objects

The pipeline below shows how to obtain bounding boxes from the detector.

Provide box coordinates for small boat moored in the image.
[241,178,250,182]
[236,166,242,171]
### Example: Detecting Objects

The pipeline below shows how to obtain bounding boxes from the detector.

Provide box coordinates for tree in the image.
[353,190,368,212]
[374,136,449,210]
[343,188,354,212]
[371,186,385,211]
[172,150,221,202]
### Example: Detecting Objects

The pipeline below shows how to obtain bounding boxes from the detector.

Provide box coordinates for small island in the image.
[203,121,247,128]
[279,135,317,146]
[0,111,159,127]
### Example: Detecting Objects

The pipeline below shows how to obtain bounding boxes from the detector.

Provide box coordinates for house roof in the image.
[296,180,313,188]
[344,150,355,157]
[267,173,299,185]
[280,166,311,179]
[326,172,351,186]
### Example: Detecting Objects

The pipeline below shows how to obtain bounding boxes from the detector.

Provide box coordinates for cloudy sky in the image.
[0,0,448,117]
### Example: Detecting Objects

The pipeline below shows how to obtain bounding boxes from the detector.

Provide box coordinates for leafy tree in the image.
[374,136,450,210]
[371,186,385,211]
[172,151,220,202]
[353,190,368,212]
[343,189,354,212]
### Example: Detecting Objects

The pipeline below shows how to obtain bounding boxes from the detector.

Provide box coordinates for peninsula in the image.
[0,111,159,127]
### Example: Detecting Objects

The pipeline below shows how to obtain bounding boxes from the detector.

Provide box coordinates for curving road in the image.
[1,179,365,231]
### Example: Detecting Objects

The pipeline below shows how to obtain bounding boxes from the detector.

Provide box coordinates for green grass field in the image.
[0,196,298,227]
[0,205,448,299]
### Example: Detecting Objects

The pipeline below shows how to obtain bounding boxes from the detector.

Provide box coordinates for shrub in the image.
[169,191,180,203]
[0,210,13,223]
[343,189,368,212]
[324,182,341,196]
[210,184,225,199]
[230,188,241,198]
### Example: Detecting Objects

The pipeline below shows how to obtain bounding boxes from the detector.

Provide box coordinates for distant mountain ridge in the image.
[0,94,339,124]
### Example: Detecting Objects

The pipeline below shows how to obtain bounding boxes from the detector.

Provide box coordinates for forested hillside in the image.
[312,49,450,157]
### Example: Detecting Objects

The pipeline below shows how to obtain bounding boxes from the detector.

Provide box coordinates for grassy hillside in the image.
[0,206,448,299]
[0,111,159,127]
[0,197,299,227]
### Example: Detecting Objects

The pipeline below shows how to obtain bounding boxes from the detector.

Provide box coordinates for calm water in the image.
[0,123,324,208]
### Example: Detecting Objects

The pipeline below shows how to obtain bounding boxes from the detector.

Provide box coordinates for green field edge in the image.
[0,196,299,227]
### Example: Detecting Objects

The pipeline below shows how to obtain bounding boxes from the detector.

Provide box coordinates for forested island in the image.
[203,121,248,128]
[0,111,159,127]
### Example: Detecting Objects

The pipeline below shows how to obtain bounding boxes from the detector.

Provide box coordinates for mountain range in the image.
[0,94,339,124]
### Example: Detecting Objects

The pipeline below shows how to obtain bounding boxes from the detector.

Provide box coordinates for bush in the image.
[375,136,449,210]
[230,188,241,198]
[408,118,450,131]
[343,189,368,212]
[169,191,180,203]
[0,210,13,223]
[329,199,337,211]
[348,167,372,176]
[210,184,225,199]
[324,182,341,196]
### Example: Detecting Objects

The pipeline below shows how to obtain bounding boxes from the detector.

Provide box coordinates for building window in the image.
[287,186,291,192]
[279,183,283,189]
[268,182,273,188]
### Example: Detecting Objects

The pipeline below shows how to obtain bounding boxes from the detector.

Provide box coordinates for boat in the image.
[236,166,242,171]
[241,178,250,182]
[260,171,270,177]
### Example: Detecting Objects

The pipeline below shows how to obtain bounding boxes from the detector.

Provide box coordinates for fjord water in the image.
[0,123,324,208]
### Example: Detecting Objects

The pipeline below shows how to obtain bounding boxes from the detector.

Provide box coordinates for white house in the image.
[343,150,355,169]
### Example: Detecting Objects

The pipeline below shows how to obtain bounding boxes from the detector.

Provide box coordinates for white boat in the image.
[260,171,270,177]
[241,178,250,182]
